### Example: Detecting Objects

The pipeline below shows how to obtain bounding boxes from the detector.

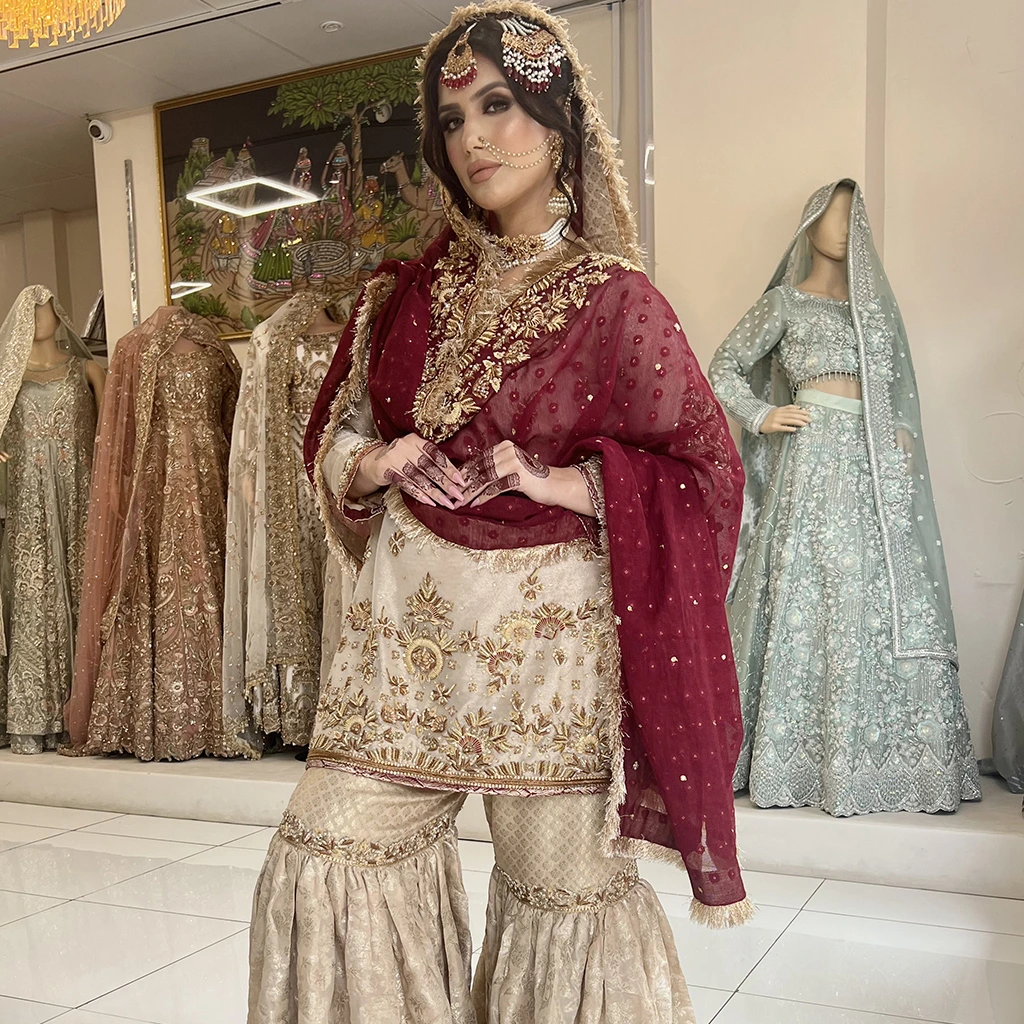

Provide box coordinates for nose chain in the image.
[477,133,556,169]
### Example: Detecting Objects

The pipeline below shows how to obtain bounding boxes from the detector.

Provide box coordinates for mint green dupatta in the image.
[733,180,957,665]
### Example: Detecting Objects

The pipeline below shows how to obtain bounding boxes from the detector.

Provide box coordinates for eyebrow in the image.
[437,80,510,118]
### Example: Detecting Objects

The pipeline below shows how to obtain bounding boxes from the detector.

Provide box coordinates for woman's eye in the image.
[442,116,463,134]
[484,98,511,115]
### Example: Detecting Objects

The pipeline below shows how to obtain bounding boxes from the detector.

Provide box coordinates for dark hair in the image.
[421,17,583,228]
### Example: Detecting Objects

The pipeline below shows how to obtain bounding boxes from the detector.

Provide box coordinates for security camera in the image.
[87,119,113,144]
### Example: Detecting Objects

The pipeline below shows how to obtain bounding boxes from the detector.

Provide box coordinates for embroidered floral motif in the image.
[279,809,455,865]
[310,528,619,792]
[495,861,639,911]
[411,242,627,441]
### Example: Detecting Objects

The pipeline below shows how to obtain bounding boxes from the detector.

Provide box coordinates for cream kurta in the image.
[309,478,617,794]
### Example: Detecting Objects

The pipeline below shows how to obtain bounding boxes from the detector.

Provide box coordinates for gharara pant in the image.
[248,768,694,1023]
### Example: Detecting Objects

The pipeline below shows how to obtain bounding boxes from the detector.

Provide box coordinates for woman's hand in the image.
[456,440,595,516]
[759,405,811,434]
[458,441,551,508]
[353,434,465,509]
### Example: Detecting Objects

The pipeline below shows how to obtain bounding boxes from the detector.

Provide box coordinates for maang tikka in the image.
[439,26,478,90]
[498,16,566,93]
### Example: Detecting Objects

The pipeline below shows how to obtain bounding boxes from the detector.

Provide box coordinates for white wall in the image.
[652,0,1024,754]
[0,221,27,319]
[65,209,104,334]
[652,0,872,367]
[0,208,102,329]
[90,107,167,346]
[884,0,1024,744]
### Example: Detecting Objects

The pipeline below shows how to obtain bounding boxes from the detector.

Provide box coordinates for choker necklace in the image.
[488,218,567,270]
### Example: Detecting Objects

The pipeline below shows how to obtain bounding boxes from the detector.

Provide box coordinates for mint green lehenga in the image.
[709,181,980,816]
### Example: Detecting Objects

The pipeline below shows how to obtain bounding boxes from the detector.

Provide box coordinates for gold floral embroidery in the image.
[495,861,639,912]
[411,242,629,441]
[279,809,455,865]
[311,555,618,791]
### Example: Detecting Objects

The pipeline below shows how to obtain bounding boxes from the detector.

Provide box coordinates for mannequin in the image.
[709,180,980,816]
[65,306,240,761]
[220,290,342,758]
[0,287,102,754]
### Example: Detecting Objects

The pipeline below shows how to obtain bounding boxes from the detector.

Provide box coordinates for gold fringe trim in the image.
[313,273,397,576]
[688,896,756,930]
[383,485,595,574]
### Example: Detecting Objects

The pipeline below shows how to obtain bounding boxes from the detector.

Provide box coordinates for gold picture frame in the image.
[155,45,442,339]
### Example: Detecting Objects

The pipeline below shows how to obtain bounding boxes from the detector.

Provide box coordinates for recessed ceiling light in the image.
[321,20,343,33]
[185,176,319,217]
[170,281,212,299]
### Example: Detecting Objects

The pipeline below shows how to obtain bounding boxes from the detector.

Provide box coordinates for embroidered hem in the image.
[306,750,610,796]
[495,861,639,912]
[278,808,456,866]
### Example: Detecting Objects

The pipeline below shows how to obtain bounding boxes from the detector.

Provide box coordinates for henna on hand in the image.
[385,466,436,506]
[514,445,550,478]
[469,472,521,508]
[461,449,498,494]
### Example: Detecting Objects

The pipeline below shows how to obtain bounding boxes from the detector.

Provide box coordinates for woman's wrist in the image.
[540,465,596,517]
[347,440,387,498]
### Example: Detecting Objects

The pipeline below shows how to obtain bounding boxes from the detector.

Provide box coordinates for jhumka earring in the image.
[498,16,566,93]
[439,26,477,90]
[546,134,572,217]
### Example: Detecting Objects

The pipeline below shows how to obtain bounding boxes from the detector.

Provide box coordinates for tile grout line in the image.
[726,889,812,997]
[795,904,1024,940]
[70,926,249,1019]
[720,990,951,1024]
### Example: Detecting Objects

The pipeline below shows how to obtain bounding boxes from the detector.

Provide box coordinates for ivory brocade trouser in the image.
[248,768,695,1024]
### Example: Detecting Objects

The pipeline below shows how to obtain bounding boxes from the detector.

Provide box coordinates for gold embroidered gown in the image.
[220,290,339,757]
[84,345,238,761]
[0,359,95,754]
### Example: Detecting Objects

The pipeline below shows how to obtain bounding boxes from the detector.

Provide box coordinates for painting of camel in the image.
[156,45,438,339]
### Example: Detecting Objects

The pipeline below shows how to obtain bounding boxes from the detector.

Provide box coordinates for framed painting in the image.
[156,46,443,338]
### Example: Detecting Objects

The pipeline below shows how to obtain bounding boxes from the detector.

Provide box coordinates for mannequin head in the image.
[33,299,60,343]
[807,183,853,263]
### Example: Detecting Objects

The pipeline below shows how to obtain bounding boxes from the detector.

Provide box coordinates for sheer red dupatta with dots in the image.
[305,230,751,922]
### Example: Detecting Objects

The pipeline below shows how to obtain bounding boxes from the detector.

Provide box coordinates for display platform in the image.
[0,750,1020,900]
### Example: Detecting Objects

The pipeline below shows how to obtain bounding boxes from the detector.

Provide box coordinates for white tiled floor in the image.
[0,802,1020,1023]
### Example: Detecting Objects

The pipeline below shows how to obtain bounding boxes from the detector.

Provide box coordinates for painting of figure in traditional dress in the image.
[158,47,434,338]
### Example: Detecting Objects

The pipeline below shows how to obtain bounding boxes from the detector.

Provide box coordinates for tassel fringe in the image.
[689,896,756,929]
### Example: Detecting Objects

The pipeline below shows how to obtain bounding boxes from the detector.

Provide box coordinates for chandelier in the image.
[1,0,127,48]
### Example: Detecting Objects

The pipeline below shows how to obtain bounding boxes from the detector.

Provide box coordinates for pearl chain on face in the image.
[477,133,556,169]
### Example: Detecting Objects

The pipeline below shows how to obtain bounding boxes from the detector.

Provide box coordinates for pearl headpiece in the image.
[498,16,566,93]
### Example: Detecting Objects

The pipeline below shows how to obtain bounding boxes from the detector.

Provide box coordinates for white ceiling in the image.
[0,0,584,225]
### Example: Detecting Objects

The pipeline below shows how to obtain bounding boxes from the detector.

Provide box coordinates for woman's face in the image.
[808,187,852,261]
[438,53,557,217]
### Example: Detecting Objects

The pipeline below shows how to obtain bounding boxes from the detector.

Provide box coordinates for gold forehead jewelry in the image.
[439,26,477,90]
[477,134,557,169]
[498,16,566,93]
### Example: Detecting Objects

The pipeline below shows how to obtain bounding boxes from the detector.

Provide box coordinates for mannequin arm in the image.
[708,289,786,434]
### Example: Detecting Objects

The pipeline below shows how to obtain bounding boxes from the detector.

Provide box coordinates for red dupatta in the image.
[306,230,751,920]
